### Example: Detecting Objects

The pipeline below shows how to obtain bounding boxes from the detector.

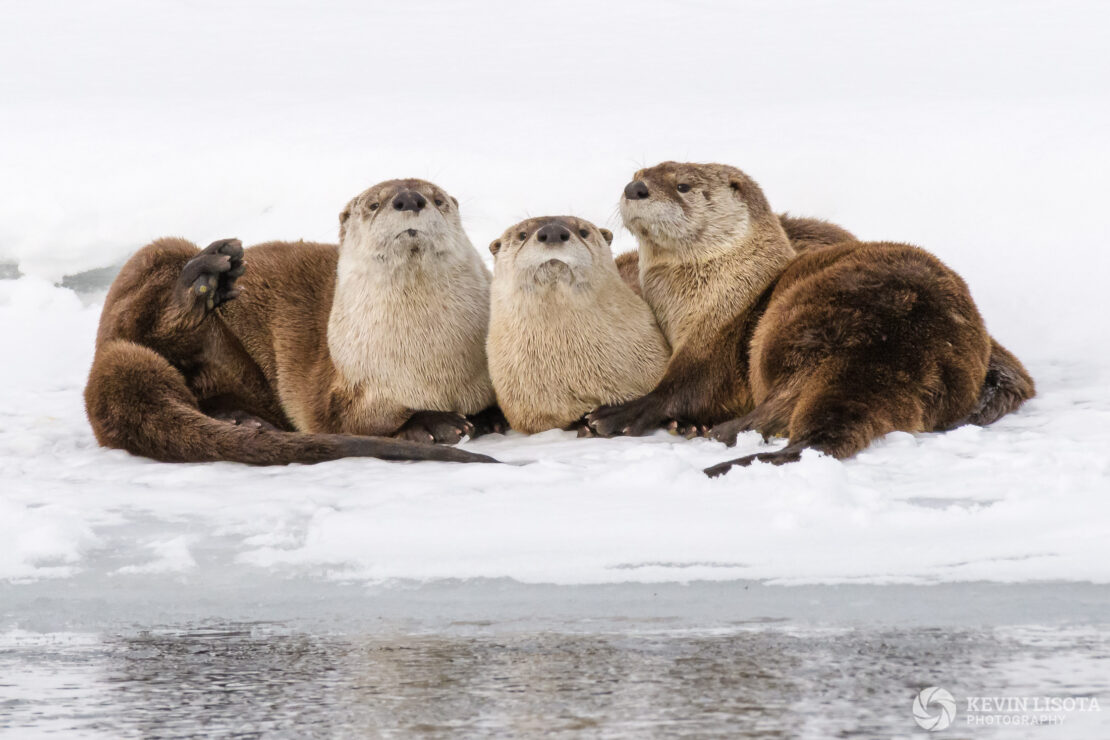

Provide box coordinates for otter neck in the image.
[639,216,795,350]
[327,240,474,385]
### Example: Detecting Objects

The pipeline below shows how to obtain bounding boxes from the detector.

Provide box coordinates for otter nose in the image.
[535,223,571,245]
[624,180,650,200]
[392,190,427,212]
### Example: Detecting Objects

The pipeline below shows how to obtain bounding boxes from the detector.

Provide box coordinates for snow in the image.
[2,1,1109,598]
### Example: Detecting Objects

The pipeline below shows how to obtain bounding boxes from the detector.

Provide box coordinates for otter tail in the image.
[85,340,497,466]
[704,392,880,478]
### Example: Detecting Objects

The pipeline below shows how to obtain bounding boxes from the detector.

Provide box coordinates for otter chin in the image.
[487,216,670,435]
[588,161,1031,475]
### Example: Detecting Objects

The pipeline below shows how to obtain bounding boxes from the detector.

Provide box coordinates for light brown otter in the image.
[587,162,1032,475]
[487,216,670,433]
[614,211,1034,432]
[84,178,500,466]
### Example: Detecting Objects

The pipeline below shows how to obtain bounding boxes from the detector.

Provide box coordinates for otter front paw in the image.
[396,410,475,444]
[468,406,509,437]
[179,238,245,312]
[586,395,667,437]
[708,418,750,446]
[667,419,710,439]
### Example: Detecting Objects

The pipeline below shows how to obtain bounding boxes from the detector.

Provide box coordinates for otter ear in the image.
[599,228,613,245]
[489,239,502,256]
[728,179,744,198]
[451,196,459,208]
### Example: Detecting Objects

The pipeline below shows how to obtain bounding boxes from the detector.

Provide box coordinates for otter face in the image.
[490,217,614,290]
[620,161,772,255]
[339,178,468,264]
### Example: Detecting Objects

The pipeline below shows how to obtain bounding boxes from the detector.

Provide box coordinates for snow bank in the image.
[1,280,1108,587]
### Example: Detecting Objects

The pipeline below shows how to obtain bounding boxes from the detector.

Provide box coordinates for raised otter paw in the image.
[396,410,475,445]
[586,395,667,437]
[179,238,245,312]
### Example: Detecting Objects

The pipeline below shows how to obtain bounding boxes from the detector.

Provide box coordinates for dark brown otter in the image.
[84,179,500,466]
[587,161,1033,475]
[616,214,1035,430]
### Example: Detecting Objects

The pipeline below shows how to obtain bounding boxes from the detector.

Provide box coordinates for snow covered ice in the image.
[2,272,1108,587]
[1,0,1108,592]
[2,0,1109,737]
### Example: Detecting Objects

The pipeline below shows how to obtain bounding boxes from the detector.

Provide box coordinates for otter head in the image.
[489,216,614,291]
[338,178,471,266]
[620,161,776,259]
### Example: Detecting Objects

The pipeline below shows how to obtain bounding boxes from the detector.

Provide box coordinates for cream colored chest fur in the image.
[488,274,669,432]
[328,254,495,418]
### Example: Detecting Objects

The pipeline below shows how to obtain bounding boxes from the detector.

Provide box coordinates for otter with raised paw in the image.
[487,216,670,434]
[586,161,1033,475]
[85,178,500,466]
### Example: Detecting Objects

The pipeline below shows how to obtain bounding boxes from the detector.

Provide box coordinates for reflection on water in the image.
[2,624,1107,738]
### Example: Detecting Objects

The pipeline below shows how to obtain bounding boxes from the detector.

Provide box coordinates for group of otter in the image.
[85,162,1034,477]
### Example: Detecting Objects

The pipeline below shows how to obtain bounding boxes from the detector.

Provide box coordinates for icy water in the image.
[2,582,1108,738]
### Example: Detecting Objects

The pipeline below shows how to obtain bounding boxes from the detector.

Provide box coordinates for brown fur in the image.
[615,214,1034,431]
[614,250,643,297]
[84,180,499,466]
[487,217,669,433]
[777,214,857,253]
[612,216,852,296]
[587,162,1026,475]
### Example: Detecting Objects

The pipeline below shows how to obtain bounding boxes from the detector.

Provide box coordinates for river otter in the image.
[84,178,499,466]
[587,162,1031,475]
[616,214,1034,430]
[487,216,669,433]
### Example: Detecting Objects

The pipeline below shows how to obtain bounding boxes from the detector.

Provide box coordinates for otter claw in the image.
[397,410,474,445]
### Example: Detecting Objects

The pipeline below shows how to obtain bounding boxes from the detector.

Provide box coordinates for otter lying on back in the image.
[84,178,498,466]
[588,161,1033,475]
[487,217,669,433]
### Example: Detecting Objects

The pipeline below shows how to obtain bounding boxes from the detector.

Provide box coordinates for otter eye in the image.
[434,198,444,207]
[518,231,527,241]
[676,183,691,193]
[369,202,379,211]
[578,228,589,238]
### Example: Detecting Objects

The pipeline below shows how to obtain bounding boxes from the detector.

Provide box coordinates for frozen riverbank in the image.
[2,276,1109,590]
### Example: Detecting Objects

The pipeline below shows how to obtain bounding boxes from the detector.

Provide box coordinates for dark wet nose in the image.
[392,190,427,212]
[624,180,649,200]
[535,223,571,245]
